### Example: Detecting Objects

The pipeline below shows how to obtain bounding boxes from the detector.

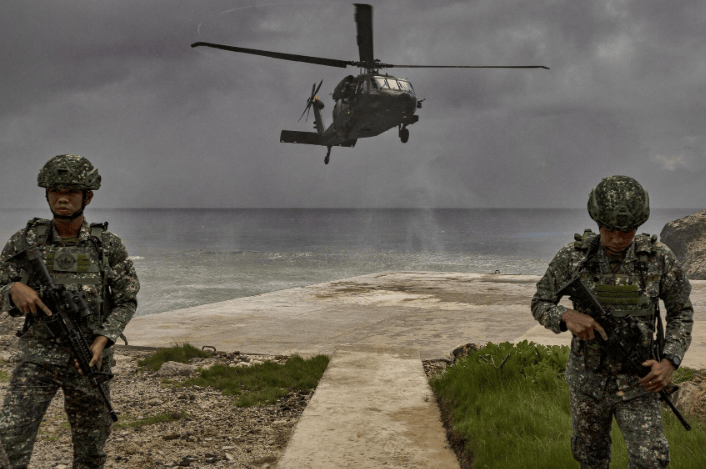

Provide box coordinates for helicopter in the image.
[192,4,548,165]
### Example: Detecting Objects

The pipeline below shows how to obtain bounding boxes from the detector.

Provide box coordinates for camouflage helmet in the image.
[37,154,101,190]
[588,175,649,231]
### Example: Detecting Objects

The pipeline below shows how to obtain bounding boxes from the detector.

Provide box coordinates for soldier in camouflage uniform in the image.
[532,175,693,469]
[0,155,140,469]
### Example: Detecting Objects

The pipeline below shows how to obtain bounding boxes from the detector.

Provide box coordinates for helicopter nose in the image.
[398,92,416,112]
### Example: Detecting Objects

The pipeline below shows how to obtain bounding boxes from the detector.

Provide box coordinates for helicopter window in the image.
[397,80,414,93]
[374,77,414,93]
[369,79,378,90]
[374,77,392,89]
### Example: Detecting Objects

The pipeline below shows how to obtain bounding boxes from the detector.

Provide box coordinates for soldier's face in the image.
[47,188,92,216]
[599,226,636,254]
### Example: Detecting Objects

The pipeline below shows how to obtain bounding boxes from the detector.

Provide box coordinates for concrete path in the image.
[276,345,459,469]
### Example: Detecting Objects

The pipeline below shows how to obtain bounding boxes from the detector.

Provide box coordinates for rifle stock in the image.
[557,276,690,431]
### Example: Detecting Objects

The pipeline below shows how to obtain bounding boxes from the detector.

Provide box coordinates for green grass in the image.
[430,341,706,469]
[137,343,211,371]
[182,354,330,407]
[0,370,9,383]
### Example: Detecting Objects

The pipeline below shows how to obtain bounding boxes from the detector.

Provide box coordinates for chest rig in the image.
[19,218,111,336]
[22,218,110,289]
[572,229,663,371]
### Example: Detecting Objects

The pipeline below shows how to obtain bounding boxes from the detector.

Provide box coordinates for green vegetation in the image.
[674,366,695,384]
[0,370,9,383]
[138,343,330,407]
[114,411,188,429]
[137,343,210,371]
[430,341,706,469]
[182,354,330,407]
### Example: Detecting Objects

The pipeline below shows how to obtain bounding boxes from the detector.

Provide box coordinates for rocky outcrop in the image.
[660,211,706,279]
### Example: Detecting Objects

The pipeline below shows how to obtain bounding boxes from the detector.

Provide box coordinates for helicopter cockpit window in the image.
[368,79,378,90]
[397,80,414,93]
[374,77,391,89]
[374,77,414,94]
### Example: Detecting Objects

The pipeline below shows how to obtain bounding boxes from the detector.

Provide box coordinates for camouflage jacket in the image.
[531,230,693,400]
[0,218,139,366]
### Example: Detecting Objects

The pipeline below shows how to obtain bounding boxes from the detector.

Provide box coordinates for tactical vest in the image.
[19,218,113,338]
[572,229,663,371]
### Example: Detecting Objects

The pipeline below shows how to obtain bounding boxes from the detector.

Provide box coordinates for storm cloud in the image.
[1,0,704,209]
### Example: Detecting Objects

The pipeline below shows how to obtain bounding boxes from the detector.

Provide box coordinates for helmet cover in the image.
[37,154,101,190]
[587,175,649,231]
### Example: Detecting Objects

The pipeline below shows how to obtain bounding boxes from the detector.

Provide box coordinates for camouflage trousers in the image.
[0,361,112,469]
[569,379,669,469]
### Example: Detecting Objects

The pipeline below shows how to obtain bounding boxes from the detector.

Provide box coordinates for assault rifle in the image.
[557,276,690,431]
[10,247,119,422]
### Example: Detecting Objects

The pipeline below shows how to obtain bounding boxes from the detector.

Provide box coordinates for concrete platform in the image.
[124,271,706,368]
[276,345,459,469]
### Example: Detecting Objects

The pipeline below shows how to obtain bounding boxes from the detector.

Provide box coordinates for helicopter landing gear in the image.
[325,146,331,165]
[399,126,409,143]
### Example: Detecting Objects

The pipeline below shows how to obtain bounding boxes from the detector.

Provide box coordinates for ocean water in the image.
[0,208,699,317]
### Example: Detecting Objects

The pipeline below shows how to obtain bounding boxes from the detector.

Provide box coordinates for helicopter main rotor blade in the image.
[354,4,374,68]
[382,64,550,69]
[191,42,354,69]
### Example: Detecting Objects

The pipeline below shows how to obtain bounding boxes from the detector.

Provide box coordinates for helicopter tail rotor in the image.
[298,80,324,122]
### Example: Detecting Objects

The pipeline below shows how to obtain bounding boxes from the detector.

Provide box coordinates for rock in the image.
[672,381,705,416]
[124,442,141,455]
[0,334,19,348]
[156,361,197,377]
[660,211,706,279]
[451,342,479,361]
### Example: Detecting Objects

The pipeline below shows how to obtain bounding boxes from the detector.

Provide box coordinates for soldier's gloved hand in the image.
[561,309,608,341]
[9,282,52,316]
[75,335,109,375]
[639,359,675,393]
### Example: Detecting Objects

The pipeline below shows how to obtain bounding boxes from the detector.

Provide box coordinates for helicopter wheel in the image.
[325,147,331,165]
[399,127,409,143]
[325,155,330,165]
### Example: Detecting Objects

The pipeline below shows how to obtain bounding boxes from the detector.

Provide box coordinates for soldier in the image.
[532,175,693,468]
[0,155,140,469]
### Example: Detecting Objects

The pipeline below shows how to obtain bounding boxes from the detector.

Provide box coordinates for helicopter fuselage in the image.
[326,73,419,143]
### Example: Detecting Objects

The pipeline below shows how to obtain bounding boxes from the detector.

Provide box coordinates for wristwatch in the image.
[663,354,681,370]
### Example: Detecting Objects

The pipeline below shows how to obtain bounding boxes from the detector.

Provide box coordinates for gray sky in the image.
[1,0,705,209]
